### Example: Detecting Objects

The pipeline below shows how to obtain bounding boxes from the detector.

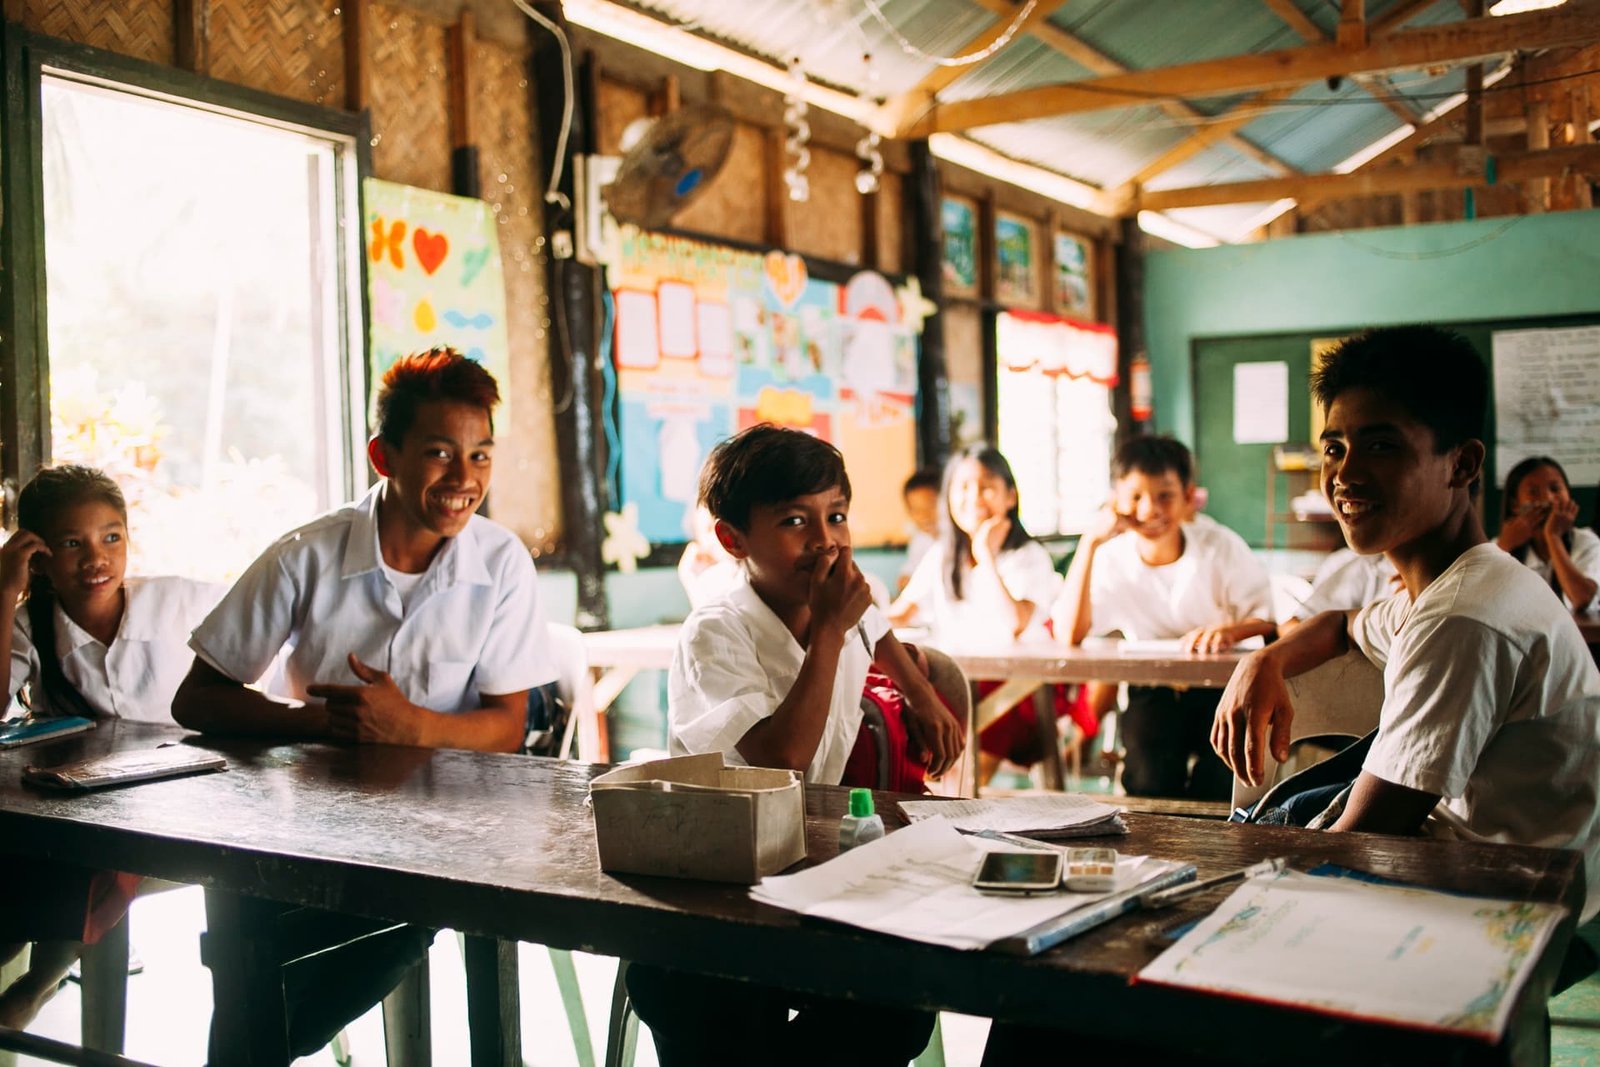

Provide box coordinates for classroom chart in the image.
[1492,325,1600,484]
[608,230,919,545]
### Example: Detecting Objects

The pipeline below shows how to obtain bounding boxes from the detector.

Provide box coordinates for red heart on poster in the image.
[413,229,449,275]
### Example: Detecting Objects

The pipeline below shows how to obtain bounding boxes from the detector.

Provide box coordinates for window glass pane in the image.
[41,75,355,580]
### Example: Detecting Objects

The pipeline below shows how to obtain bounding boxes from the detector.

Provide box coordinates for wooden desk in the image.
[0,722,1580,1067]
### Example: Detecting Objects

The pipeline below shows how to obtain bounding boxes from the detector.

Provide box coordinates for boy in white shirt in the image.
[634,424,962,1067]
[174,347,551,751]
[1052,435,1274,799]
[1212,325,1600,923]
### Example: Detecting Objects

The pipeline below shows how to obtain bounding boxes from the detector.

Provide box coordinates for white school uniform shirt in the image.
[9,576,221,722]
[900,540,1061,643]
[669,572,890,785]
[1084,521,1272,640]
[191,482,553,712]
[1353,542,1600,922]
[1518,527,1600,611]
[1298,549,1398,617]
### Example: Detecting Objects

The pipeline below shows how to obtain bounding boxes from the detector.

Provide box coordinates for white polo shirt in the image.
[1354,543,1600,921]
[191,483,552,712]
[669,573,889,785]
[1083,521,1273,641]
[9,576,221,722]
[1518,527,1600,611]
[900,540,1061,642]
[1298,549,1398,617]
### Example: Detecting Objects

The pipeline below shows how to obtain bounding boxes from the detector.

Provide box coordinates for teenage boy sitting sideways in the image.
[1212,325,1600,922]
[1052,436,1275,800]
[173,347,550,749]
[627,424,963,1067]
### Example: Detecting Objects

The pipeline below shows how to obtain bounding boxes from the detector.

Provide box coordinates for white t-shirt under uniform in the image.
[1083,522,1273,642]
[191,482,553,713]
[900,540,1062,642]
[669,573,890,785]
[1353,542,1600,921]
[9,576,221,722]
[1518,527,1600,611]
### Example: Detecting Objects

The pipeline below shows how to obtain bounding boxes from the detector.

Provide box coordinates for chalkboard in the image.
[1192,314,1600,549]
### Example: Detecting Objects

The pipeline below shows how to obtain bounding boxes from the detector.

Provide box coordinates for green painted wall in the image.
[1144,209,1600,445]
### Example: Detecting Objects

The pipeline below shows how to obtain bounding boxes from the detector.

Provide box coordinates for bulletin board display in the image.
[609,230,920,546]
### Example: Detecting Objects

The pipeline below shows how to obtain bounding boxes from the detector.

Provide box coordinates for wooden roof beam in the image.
[1339,0,1368,49]
[1261,2,1424,139]
[1136,141,1600,210]
[877,0,1071,134]
[909,0,1600,133]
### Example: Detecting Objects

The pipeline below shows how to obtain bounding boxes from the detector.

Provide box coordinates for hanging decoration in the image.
[855,53,884,195]
[1130,352,1154,423]
[783,58,811,203]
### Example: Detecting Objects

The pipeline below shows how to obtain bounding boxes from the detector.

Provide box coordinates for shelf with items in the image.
[1265,446,1342,550]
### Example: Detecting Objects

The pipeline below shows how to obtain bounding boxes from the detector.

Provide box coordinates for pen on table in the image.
[1138,856,1288,909]
[960,828,1059,852]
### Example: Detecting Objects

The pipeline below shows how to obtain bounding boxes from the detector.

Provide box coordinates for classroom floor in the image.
[11,884,1600,1066]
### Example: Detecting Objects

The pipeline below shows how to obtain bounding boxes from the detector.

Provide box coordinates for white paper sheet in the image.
[750,818,1173,950]
[1113,636,1265,653]
[1232,361,1288,444]
[1492,326,1600,484]
[1137,869,1566,1039]
[898,794,1120,835]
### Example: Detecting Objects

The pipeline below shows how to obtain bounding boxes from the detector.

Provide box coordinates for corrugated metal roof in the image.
[619,0,1489,241]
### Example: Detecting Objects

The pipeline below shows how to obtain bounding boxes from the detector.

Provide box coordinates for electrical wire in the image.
[511,0,574,211]
[598,286,622,505]
[860,0,1040,68]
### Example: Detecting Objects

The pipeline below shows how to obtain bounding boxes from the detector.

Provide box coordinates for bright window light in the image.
[1488,0,1566,14]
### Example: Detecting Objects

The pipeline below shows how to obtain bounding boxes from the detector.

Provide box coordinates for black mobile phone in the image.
[973,850,1064,895]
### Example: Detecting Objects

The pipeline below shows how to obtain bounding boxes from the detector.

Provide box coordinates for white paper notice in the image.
[1137,869,1566,1040]
[1492,326,1600,484]
[898,794,1120,835]
[1233,361,1289,444]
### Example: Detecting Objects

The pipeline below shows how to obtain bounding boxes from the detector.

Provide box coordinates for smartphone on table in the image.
[972,850,1063,896]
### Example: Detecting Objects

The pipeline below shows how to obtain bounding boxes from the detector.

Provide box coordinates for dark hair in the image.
[374,347,501,446]
[15,465,126,718]
[940,445,1032,601]
[698,424,850,531]
[1111,434,1193,487]
[1311,325,1486,452]
[1500,455,1573,566]
[903,468,941,497]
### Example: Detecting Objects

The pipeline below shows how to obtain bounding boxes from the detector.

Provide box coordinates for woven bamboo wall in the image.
[10,0,175,64]
[367,2,452,193]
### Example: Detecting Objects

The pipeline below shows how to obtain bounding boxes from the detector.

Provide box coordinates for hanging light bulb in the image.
[783,57,811,203]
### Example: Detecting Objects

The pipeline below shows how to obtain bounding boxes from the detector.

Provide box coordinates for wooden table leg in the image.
[80,915,129,1054]
[381,957,432,1067]
[200,890,291,1067]
[463,935,520,1067]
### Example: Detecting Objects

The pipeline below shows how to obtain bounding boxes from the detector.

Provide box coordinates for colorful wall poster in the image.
[941,196,978,297]
[609,230,919,546]
[995,212,1039,308]
[363,179,510,416]
[1053,231,1093,317]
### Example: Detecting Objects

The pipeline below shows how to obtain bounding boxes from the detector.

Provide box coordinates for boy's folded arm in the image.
[1328,771,1440,835]
[171,657,332,740]
[733,631,845,773]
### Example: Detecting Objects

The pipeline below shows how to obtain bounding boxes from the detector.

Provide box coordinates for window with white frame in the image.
[38,70,364,580]
[995,310,1119,536]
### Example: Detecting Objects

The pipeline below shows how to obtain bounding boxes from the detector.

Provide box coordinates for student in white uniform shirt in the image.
[0,465,220,1028]
[1053,435,1275,799]
[1495,455,1599,612]
[1278,548,1400,634]
[174,348,551,752]
[1212,326,1600,925]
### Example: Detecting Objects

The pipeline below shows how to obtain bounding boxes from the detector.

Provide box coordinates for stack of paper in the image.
[1137,869,1566,1039]
[898,794,1126,838]
[750,818,1177,951]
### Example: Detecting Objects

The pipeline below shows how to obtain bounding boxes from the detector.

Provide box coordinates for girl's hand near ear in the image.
[972,515,1012,568]
[0,532,49,604]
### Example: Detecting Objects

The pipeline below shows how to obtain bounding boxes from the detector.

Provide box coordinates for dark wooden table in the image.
[0,722,1581,1066]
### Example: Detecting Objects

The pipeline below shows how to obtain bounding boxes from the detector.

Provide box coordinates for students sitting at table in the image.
[1495,455,1599,612]
[631,423,961,1067]
[1278,548,1399,634]
[1211,325,1600,923]
[0,465,219,1029]
[173,346,551,749]
[1052,435,1274,800]
[887,445,1072,783]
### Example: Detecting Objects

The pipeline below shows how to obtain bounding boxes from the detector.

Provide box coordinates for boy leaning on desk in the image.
[629,424,964,1067]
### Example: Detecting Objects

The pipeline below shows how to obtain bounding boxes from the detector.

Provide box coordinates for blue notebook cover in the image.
[0,715,95,748]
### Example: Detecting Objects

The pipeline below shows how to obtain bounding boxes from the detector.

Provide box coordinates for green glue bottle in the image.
[838,788,885,852]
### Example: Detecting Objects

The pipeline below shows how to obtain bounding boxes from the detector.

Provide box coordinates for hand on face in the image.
[308,653,426,745]
[0,531,48,604]
[1086,503,1133,547]
[972,515,1012,565]
[809,544,872,641]
[1545,497,1578,540]
[1499,504,1547,550]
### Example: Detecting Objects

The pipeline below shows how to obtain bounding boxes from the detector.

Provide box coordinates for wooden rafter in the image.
[903,0,1600,134]
[956,0,1297,175]
[1261,0,1421,125]
[877,0,1070,133]
[1136,142,1600,210]
[1370,0,1445,36]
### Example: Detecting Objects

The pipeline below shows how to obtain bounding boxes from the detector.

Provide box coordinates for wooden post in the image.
[1042,209,1059,314]
[906,141,951,469]
[342,0,368,114]
[1573,84,1594,210]
[448,9,479,197]
[531,5,610,630]
[1112,216,1144,445]
[175,0,210,75]
[764,126,788,248]
[1528,98,1550,211]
